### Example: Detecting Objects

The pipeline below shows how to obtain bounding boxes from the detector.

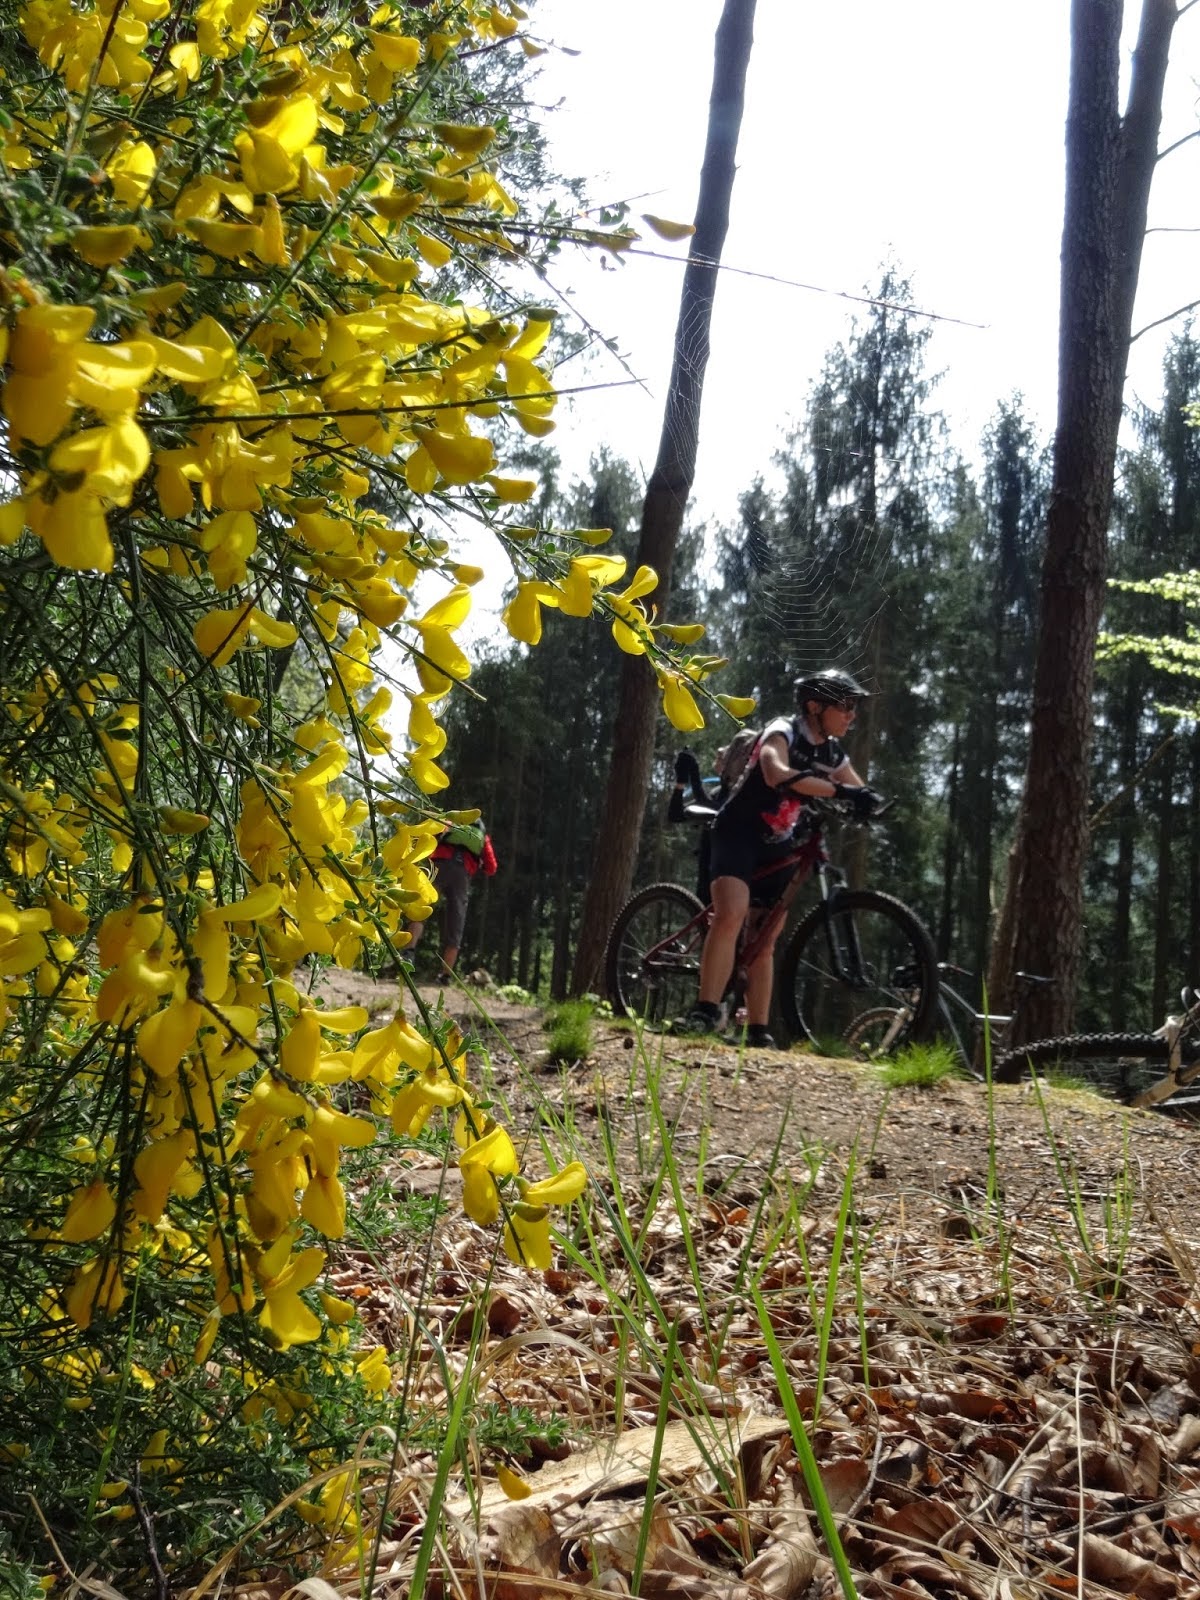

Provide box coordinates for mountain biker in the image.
[676,668,884,1047]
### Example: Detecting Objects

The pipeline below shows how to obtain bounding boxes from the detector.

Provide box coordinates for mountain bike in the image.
[604,800,939,1052]
[843,963,1054,1075]
[991,987,1200,1112]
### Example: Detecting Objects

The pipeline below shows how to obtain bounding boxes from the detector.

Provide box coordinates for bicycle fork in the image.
[815,866,872,986]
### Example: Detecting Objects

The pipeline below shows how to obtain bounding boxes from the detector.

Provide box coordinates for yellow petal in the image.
[301,1173,347,1238]
[313,1005,369,1034]
[61,1180,117,1242]
[159,807,210,835]
[662,675,705,733]
[497,1464,532,1500]
[217,883,282,922]
[72,225,147,266]
[520,1161,588,1207]
[460,1161,501,1225]
[640,213,696,241]
[417,427,495,485]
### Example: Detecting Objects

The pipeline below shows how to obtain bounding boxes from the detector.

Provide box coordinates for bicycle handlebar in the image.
[813,795,893,823]
[678,793,892,829]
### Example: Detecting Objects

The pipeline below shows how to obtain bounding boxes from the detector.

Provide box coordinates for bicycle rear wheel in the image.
[993,1033,1200,1111]
[841,1005,914,1060]
[779,889,938,1052]
[605,883,706,1023]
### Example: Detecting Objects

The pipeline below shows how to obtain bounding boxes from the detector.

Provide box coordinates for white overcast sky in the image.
[522,0,1200,529]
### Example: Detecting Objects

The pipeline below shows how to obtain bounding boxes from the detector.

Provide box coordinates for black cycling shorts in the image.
[708,827,794,906]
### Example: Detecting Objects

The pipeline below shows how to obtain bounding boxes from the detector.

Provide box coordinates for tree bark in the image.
[1151,730,1176,1018]
[570,0,757,994]
[1109,672,1140,1031]
[938,729,961,962]
[989,0,1177,1045]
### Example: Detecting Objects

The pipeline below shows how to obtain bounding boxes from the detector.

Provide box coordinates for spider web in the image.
[654,290,894,691]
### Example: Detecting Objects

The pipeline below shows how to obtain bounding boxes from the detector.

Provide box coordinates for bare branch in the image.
[1130,296,1200,340]
[1156,127,1200,162]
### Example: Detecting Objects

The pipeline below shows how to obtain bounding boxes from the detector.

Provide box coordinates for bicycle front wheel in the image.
[605,883,706,1023]
[993,1033,1200,1110]
[779,890,938,1053]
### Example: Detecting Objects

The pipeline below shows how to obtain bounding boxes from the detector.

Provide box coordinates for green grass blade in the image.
[752,1288,859,1600]
[631,1319,678,1596]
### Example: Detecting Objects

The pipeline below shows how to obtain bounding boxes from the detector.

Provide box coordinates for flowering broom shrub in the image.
[0,0,749,1581]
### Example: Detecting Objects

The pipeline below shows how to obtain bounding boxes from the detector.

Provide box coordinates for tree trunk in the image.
[1108,674,1140,1031]
[1151,730,1176,1018]
[569,0,756,994]
[937,728,961,961]
[972,689,999,988]
[550,776,578,1000]
[988,0,1177,1045]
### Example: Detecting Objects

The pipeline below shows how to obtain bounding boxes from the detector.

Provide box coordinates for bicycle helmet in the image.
[793,668,871,709]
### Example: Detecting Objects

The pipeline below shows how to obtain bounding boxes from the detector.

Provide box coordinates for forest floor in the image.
[296,968,1200,1600]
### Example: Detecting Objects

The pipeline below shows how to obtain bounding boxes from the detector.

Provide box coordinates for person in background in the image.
[409,815,498,982]
[676,669,883,1047]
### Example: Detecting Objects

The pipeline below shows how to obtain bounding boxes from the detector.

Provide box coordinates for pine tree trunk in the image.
[989,0,1177,1044]
[972,690,999,987]
[1151,731,1176,1018]
[569,0,757,994]
[937,729,961,961]
[550,777,578,999]
[500,737,528,982]
[1109,673,1140,1030]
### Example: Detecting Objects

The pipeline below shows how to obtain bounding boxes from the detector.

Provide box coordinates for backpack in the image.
[443,818,486,854]
[717,726,762,801]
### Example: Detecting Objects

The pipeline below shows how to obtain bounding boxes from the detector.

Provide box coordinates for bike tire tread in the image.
[604,882,705,1020]
[778,887,939,1047]
[993,1031,1200,1105]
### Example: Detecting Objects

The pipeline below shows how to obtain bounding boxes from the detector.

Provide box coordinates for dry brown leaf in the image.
[742,1497,818,1600]
[875,1498,960,1547]
[819,1456,871,1515]
[1166,1483,1200,1541]
[1172,1416,1200,1461]
[448,1414,788,1518]
[573,1501,689,1577]
[476,1502,560,1581]
[1077,1532,1179,1598]
[280,1583,345,1600]
[875,1548,988,1600]
[640,1570,749,1600]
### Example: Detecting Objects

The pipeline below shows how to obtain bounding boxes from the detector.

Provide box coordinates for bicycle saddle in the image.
[683,801,718,823]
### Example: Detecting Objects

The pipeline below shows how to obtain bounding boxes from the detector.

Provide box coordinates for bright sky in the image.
[524,0,1200,529]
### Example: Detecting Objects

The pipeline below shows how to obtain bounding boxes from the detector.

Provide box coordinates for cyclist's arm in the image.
[760,734,841,798]
[830,757,865,786]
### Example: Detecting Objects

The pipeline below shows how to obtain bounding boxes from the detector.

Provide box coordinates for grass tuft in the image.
[874,1039,961,1088]
[544,998,595,1063]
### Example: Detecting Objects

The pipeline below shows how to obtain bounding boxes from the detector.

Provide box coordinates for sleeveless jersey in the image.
[717,714,847,855]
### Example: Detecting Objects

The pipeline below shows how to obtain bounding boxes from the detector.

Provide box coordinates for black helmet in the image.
[793,668,870,709]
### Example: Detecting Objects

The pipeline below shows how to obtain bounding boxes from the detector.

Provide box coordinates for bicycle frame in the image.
[633,823,844,1013]
[843,964,1015,1068]
[735,829,832,978]
[932,968,1013,1072]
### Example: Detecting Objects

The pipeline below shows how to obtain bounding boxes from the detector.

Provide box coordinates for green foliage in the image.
[494,982,537,1006]
[544,998,594,1062]
[439,448,709,994]
[1099,568,1200,713]
[874,1040,961,1089]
